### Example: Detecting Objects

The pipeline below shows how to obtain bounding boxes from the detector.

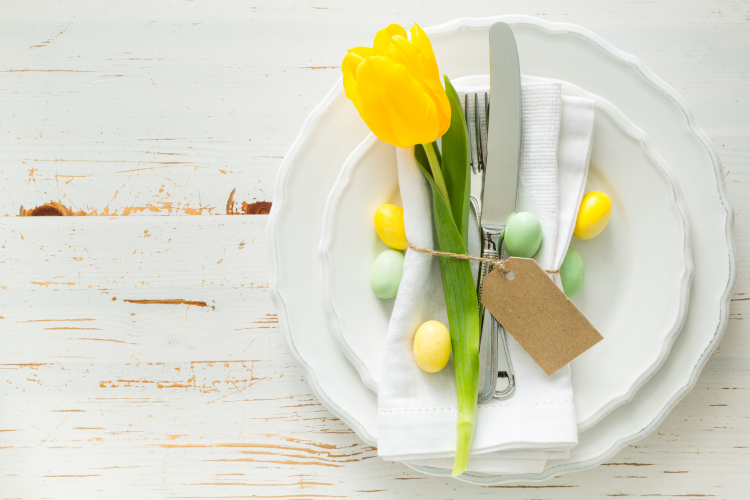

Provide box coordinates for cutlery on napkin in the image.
[376,75,596,474]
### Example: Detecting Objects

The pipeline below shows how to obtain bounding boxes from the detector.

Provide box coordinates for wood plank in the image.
[0,216,268,290]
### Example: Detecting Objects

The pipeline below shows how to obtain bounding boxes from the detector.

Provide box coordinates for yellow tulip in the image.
[342,24,451,148]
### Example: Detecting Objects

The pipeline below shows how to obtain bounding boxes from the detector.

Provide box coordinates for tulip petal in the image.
[373,24,408,56]
[388,34,448,126]
[356,56,440,147]
[410,24,451,136]
[410,24,439,78]
[342,47,372,113]
[388,35,441,106]
[386,35,421,72]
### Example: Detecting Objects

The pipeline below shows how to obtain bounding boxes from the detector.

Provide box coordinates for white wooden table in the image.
[1,1,748,497]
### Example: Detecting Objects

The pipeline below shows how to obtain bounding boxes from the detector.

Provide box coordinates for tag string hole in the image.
[505,271,515,281]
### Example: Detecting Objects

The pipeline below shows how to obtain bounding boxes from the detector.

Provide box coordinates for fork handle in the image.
[477,228,501,402]
[477,261,498,403]
[477,228,515,402]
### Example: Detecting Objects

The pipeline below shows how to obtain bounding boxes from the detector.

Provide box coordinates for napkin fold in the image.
[377,75,596,474]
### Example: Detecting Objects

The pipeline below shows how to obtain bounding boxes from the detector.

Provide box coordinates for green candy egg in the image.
[498,213,515,240]
[560,247,585,297]
[504,212,543,258]
[370,249,405,299]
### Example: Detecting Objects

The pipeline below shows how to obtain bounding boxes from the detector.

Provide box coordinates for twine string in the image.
[406,242,560,274]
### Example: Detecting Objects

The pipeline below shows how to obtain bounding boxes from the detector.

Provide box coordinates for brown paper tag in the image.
[480,257,603,376]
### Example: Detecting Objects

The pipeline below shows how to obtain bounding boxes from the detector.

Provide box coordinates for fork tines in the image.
[464,92,489,174]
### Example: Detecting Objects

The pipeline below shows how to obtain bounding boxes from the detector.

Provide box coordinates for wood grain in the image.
[1,0,748,497]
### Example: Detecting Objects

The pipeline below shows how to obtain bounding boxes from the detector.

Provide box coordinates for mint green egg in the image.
[370,249,404,299]
[504,212,543,258]
[560,247,585,297]
[498,213,515,240]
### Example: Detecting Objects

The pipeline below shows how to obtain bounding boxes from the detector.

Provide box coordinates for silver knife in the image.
[477,22,521,401]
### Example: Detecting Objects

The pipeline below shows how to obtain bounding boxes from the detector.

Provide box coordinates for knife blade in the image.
[477,22,521,401]
[483,22,521,232]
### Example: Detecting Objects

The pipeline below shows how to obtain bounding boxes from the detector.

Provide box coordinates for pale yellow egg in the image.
[374,204,408,250]
[413,320,451,373]
[574,191,613,240]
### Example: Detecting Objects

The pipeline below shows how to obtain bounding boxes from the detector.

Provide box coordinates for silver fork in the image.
[464,92,516,403]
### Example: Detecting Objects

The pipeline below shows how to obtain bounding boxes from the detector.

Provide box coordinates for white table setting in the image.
[1,2,747,498]
[274,13,726,484]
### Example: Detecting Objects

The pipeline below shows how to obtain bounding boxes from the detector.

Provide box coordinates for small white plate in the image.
[319,81,692,431]
[269,15,735,484]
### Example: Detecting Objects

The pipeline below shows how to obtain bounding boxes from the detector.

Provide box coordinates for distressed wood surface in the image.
[1,0,748,497]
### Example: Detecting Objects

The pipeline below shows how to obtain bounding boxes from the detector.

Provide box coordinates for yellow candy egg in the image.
[413,320,451,373]
[374,204,408,250]
[574,191,613,240]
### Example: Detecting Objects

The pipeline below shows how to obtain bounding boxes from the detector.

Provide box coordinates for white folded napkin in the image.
[377,75,596,474]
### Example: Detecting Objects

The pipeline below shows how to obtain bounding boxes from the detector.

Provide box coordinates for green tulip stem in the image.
[423,141,451,207]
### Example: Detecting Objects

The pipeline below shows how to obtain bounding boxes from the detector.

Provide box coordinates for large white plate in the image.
[319,79,692,431]
[268,15,735,484]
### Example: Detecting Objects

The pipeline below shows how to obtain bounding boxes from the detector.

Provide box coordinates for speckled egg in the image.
[413,320,451,373]
[504,212,543,258]
[560,247,585,297]
[370,249,404,299]
[374,204,408,250]
[574,191,612,240]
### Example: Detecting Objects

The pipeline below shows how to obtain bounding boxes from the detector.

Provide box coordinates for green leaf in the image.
[418,163,480,477]
[440,76,471,249]
[414,143,431,176]
[414,141,441,179]
[431,139,442,165]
